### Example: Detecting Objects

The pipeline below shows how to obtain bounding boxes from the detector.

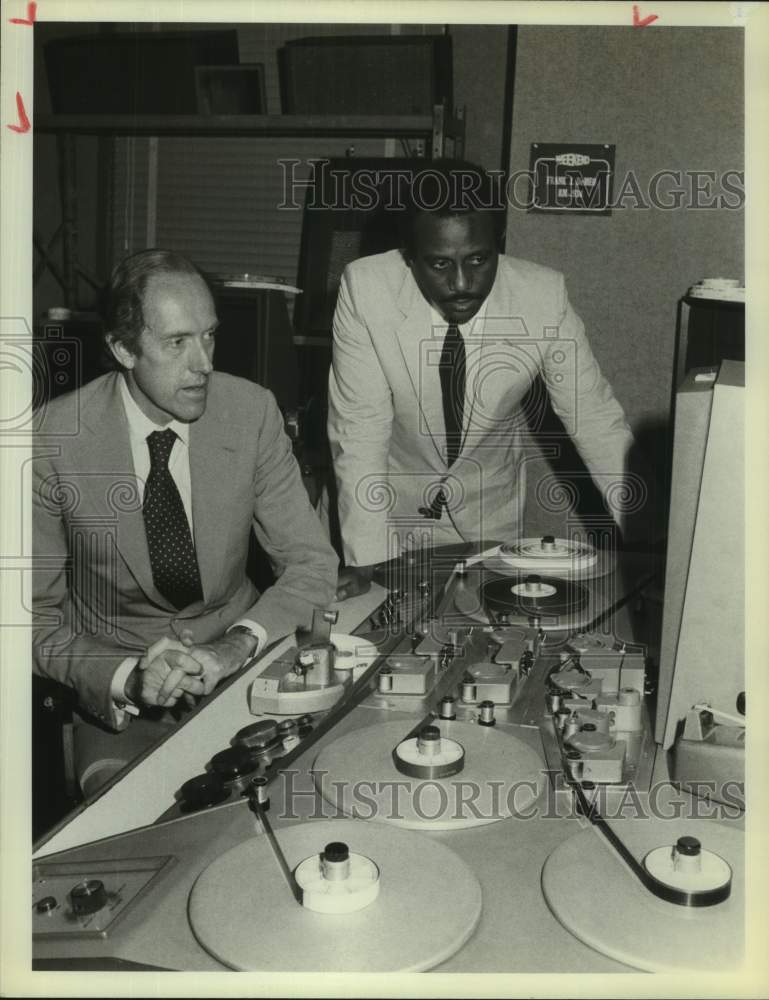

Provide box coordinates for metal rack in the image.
[35,105,466,307]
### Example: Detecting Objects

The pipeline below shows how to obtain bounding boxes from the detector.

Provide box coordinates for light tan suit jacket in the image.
[328,250,635,566]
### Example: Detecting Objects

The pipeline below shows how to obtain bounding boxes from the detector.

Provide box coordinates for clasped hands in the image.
[126,629,258,710]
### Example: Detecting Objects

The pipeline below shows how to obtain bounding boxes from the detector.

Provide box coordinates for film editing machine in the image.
[32,362,745,975]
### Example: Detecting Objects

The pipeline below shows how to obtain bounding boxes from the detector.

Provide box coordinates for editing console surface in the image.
[32,538,744,975]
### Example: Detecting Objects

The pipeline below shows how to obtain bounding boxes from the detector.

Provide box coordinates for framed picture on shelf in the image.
[195,64,267,115]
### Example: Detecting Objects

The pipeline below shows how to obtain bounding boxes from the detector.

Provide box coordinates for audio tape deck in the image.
[32,531,745,976]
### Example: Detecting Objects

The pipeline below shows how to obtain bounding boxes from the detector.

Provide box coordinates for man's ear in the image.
[400,247,413,269]
[105,333,136,370]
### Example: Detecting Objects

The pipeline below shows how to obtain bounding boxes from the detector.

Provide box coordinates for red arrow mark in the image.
[7,92,31,133]
[633,5,659,27]
[9,2,37,25]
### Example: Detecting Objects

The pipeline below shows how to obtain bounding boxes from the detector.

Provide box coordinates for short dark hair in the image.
[397,158,506,254]
[102,249,207,365]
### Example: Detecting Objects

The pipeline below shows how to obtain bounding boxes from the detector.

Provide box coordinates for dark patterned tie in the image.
[143,429,203,609]
[439,323,465,467]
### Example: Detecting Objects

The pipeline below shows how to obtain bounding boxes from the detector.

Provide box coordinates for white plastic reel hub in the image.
[295,841,380,914]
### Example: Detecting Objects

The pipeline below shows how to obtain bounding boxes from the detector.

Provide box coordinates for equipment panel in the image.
[32,538,744,975]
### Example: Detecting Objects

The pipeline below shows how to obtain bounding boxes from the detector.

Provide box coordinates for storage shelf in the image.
[35,112,465,141]
[37,104,465,308]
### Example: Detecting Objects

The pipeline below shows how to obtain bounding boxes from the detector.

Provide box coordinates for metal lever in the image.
[247,778,302,904]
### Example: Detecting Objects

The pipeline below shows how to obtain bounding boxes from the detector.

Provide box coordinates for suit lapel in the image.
[188,401,239,606]
[77,373,238,612]
[394,266,450,464]
[461,263,525,453]
[392,256,526,467]
[77,374,168,606]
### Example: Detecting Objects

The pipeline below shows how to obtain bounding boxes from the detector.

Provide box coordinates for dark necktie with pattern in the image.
[143,429,203,609]
[439,323,465,467]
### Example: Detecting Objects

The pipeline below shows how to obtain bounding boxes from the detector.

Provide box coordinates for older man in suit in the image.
[33,249,338,794]
[329,160,638,599]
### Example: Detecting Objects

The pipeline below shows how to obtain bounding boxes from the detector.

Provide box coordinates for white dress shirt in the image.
[429,295,489,339]
[119,375,195,531]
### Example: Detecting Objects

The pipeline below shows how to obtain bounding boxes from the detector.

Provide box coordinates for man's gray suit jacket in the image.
[33,371,338,729]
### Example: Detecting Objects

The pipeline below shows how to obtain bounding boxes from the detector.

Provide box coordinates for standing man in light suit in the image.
[33,250,338,794]
[329,160,639,600]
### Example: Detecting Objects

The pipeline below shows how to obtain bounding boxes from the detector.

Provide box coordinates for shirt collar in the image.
[119,373,191,449]
[429,293,489,336]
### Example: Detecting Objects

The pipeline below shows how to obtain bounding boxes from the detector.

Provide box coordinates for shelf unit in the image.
[35,105,466,307]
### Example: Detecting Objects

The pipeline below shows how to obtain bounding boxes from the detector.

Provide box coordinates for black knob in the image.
[234,720,279,750]
[36,896,57,914]
[526,574,542,585]
[419,725,441,741]
[324,842,349,863]
[542,535,555,544]
[179,773,230,813]
[581,723,597,732]
[736,691,745,716]
[211,746,255,782]
[676,836,701,857]
[70,879,107,916]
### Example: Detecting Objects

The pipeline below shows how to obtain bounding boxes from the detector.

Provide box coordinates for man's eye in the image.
[431,260,450,271]
[204,330,217,342]
[469,256,488,266]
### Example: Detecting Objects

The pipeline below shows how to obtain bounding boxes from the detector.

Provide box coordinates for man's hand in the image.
[127,636,206,709]
[335,565,375,602]
[178,629,259,696]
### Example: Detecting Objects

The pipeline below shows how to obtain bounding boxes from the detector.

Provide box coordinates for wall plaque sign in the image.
[529,143,615,215]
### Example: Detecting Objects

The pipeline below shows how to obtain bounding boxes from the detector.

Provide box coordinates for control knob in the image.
[70,879,107,916]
